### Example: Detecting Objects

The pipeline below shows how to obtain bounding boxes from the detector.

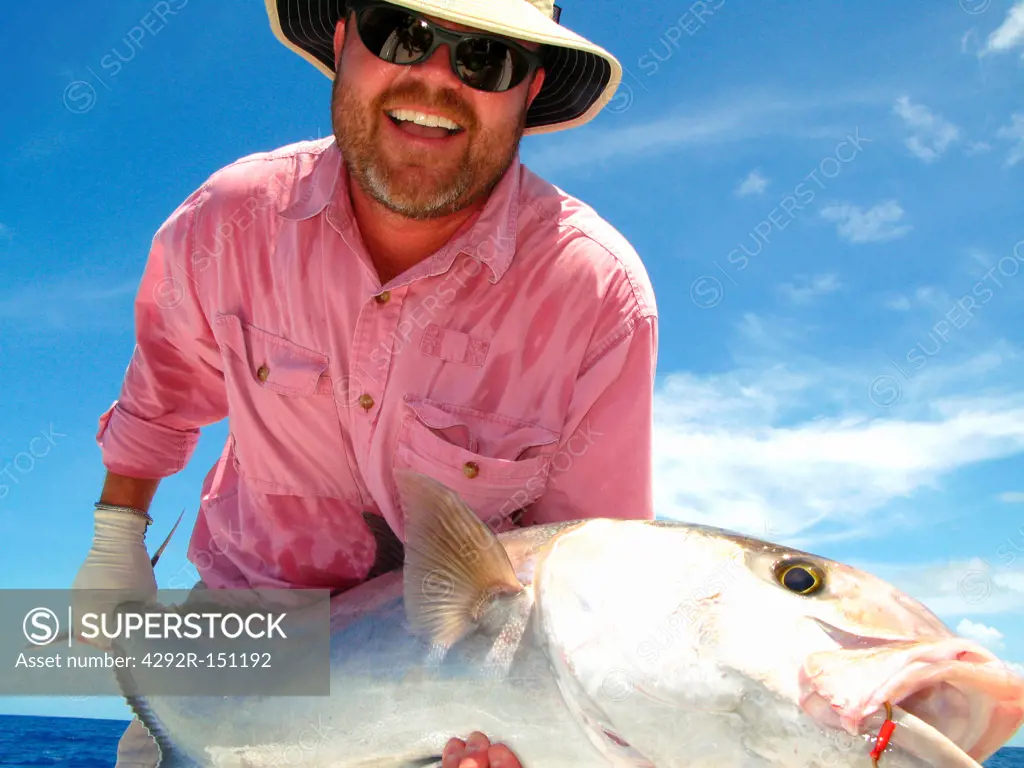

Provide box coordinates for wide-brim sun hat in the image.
[265,0,623,135]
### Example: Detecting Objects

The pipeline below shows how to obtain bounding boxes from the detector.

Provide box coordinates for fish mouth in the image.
[800,624,1024,766]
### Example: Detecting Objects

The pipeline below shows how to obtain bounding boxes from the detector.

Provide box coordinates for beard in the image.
[331,71,528,220]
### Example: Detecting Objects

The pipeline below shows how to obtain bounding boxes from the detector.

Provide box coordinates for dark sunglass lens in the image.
[358,7,433,64]
[455,38,528,92]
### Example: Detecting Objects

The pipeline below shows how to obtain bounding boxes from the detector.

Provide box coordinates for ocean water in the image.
[0,714,1021,766]
[0,716,130,767]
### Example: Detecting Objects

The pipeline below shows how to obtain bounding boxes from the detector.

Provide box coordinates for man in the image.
[72,0,658,765]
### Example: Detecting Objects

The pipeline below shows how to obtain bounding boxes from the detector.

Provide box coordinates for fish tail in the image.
[111,510,191,767]
[112,646,199,768]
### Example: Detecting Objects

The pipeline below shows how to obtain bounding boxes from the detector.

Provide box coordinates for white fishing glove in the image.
[70,507,157,648]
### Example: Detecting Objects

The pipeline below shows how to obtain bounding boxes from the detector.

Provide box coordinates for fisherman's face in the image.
[331,8,546,219]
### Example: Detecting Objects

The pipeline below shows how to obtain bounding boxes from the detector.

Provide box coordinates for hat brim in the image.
[265,0,622,135]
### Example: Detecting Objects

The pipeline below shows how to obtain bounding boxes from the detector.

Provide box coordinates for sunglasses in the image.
[346,0,545,93]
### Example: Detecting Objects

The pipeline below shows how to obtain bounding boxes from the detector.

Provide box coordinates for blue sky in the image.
[1,0,1023,749]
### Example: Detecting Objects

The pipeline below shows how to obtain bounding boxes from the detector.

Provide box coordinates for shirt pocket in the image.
[215,313,346,498]
[391,396,560,537]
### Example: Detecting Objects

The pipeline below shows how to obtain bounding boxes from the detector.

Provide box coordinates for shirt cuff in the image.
[96,401,200,479]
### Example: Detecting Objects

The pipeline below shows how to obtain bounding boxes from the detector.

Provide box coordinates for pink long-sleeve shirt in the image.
[97,137,658,592]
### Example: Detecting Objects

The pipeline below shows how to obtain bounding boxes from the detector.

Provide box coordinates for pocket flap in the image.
[404,397,559,461]
[403,398,470,433]
[215,313,329,397]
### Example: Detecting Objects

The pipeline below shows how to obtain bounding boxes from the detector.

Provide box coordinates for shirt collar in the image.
[276,138,344,222]
[276,139,520,285]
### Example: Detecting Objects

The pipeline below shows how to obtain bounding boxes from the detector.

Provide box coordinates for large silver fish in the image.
[101,471,1024,766]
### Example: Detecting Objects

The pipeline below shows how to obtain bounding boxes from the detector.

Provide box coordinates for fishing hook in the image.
[870,701,896,766]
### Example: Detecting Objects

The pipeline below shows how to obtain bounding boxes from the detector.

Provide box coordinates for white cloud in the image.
[777,274,842,304]
[855,558,1024,618]
[528,96,776,172]
[892,96,959,163]
[966,141,993,156]
[982,0,1024,56]
[956,618,1006,649]
[525,86,893,173]
[881,285,968,315]
[732,313,811,356]
[819,200,912,243]
[652,322,1024,549]
[999,492,1024,503]
[735,170,769,197]
[996,113,1024,166]
[961,29,978,55]
[906,285,961,314]
[0,277,138,329]
[13,131,74,164]
[655,384,1024,542]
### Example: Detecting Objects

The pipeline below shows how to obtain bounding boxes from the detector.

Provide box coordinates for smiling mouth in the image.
[385,108,465,139]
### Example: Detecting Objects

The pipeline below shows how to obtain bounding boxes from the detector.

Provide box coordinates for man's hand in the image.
[70,508,157,648]
[442,732,521,768]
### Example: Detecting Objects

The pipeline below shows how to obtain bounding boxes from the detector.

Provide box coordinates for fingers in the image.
[443,732,489,768]
[487,743,520,767]
[443,737,467,768]
[442,732,522,768]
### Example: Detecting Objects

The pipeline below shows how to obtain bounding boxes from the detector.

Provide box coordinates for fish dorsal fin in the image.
[395,470,524,647]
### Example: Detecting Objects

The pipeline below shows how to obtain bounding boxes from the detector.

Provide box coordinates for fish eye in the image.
[774,561,825,596]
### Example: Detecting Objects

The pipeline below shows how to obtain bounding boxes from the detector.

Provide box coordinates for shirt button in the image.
[463,461,479,479]
[374,291,391,304]
[256,365,270,382]
[358,393,375,411]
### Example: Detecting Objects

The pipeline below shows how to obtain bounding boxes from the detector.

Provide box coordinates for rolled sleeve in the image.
[97,186,228,479]
[523,312,658,526]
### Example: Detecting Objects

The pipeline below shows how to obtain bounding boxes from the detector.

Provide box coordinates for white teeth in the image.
[387,109,462,131]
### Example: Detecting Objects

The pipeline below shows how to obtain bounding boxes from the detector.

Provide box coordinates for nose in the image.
[405,41,464,90]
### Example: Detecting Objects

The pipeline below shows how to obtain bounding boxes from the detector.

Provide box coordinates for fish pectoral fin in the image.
[395,469,524,647]
[150,507,187,567]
